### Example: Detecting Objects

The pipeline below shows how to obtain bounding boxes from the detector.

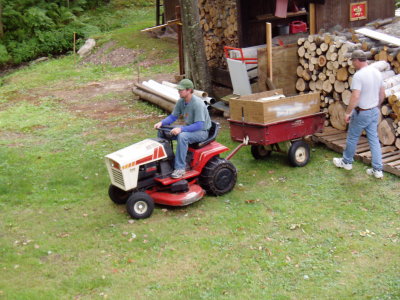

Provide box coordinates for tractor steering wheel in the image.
[157,126,174,140]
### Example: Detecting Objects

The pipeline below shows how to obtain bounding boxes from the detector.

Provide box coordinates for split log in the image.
[297,65,304,77]
[318,55,327,67]
[328,101,347,130]
[395,138,400,149]
[334,81,345,93]
[384,83,400,98]
[383,74,400,89]
[381,105,393,116]
[370,61,391,72]
[378,118,396,145]
[296,78,309,92]
[336,67,349,81]
[322,80,333,93]
[342,89,352,105]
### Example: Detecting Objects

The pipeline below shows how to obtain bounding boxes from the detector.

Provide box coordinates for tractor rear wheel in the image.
[108,184,130,205]
[199,157,237,196]
[126,192,154,219]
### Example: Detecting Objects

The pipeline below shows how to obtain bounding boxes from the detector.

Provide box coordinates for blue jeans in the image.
[158,128,208,170]
[343,107,382,171]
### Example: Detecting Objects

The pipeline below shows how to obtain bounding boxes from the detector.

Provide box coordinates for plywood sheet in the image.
[258,45,298,95]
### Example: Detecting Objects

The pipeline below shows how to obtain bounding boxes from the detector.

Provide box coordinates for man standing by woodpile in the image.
[333,50,385,178]
[154,79,211,179]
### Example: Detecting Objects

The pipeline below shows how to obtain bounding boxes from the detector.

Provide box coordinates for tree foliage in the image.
[0,0,115,65]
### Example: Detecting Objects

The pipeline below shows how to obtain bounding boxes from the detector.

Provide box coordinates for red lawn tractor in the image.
[105,122,237,219]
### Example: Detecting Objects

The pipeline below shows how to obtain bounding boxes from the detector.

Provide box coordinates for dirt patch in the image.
[81,41,139,67]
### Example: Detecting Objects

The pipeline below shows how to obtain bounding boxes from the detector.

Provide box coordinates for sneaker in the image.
[366,168,383,179]
[171,169,185,179]
[333,157,352,170]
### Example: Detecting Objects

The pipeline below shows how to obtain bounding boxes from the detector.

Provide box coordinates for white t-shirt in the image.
[351,65,383,109]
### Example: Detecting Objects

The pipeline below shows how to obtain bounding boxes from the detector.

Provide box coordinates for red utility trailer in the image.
[228,112,325,166]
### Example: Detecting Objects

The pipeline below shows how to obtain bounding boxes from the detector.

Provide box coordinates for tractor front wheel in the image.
[108,184,130,205]
[126,192,154,219]
[199,157,237,196]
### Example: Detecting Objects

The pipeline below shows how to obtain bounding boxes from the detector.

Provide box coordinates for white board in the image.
[355,28,400,46]
[226,58,252,96]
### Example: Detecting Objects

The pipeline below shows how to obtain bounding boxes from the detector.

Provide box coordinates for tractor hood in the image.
[105,139,167,169]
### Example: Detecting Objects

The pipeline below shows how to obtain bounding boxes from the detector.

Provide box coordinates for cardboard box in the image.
[229,91,321,124]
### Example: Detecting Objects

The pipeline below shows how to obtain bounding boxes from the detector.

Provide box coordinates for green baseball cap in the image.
[177,79,194,90]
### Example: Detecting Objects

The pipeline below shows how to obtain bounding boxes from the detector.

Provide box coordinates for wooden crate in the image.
[229,91,321,124]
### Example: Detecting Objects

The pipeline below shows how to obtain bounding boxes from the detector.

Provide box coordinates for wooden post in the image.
[266,22,273,82]
[156,0,160,26]
[175,6,184,76]
[309,3,316,35]
[73,32,76,64]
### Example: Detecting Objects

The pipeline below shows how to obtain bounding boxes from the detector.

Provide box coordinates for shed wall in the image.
[315,0,395,31]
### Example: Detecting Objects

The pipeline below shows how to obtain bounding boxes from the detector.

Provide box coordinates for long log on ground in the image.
[134,82,177,104]
[132,87,175,112]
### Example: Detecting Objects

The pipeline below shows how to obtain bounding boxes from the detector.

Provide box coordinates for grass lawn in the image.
[0,6,399,300]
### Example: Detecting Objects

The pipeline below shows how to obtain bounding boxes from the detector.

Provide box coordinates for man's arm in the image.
[154,114,178,129]
[345,89,360,123]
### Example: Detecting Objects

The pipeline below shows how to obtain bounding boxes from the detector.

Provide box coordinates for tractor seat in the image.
[190,121,220,149]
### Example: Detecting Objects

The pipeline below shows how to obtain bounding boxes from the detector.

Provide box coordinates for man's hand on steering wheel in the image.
[154,122,162,129]
[170,127,182,136]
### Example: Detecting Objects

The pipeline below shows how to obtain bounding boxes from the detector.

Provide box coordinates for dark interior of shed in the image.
[237,0,309,47]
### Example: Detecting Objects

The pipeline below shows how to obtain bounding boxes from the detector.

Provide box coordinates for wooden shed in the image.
[161,0,395,91]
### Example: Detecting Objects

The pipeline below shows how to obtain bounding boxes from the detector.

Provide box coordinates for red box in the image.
[290,21,307,34]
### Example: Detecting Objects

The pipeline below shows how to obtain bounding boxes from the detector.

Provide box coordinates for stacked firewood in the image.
[198,0,239,68]
[296,27,400,150]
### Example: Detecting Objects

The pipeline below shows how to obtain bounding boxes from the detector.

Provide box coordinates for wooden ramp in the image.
[313,127,400,177]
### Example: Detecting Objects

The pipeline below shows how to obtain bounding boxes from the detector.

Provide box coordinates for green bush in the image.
[0,44,11,64]
[0,0,124,66]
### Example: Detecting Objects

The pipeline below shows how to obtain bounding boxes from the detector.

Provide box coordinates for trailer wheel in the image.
[126,192,154,219]
[288,140,310,167]
[108,184,130,205]
[199,157,237,196]
[251,145,272,160]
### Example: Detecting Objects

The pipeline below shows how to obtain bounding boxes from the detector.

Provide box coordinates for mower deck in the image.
[147,183,205,206]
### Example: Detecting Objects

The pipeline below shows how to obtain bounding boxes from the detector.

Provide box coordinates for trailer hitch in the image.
[226,136,249,161]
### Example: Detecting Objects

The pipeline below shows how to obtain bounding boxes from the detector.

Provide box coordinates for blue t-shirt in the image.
[172,94,211,131]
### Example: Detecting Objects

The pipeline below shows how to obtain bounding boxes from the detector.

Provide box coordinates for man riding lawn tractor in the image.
[105,79,237,219]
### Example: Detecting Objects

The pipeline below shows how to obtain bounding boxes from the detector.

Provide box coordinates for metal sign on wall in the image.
[350,1,368,21]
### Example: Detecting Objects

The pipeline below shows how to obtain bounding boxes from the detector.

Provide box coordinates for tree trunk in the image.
[180,1,211,93]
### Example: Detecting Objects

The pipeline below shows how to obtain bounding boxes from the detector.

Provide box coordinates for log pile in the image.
[198,0,239,69]
[296,20,400,150]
